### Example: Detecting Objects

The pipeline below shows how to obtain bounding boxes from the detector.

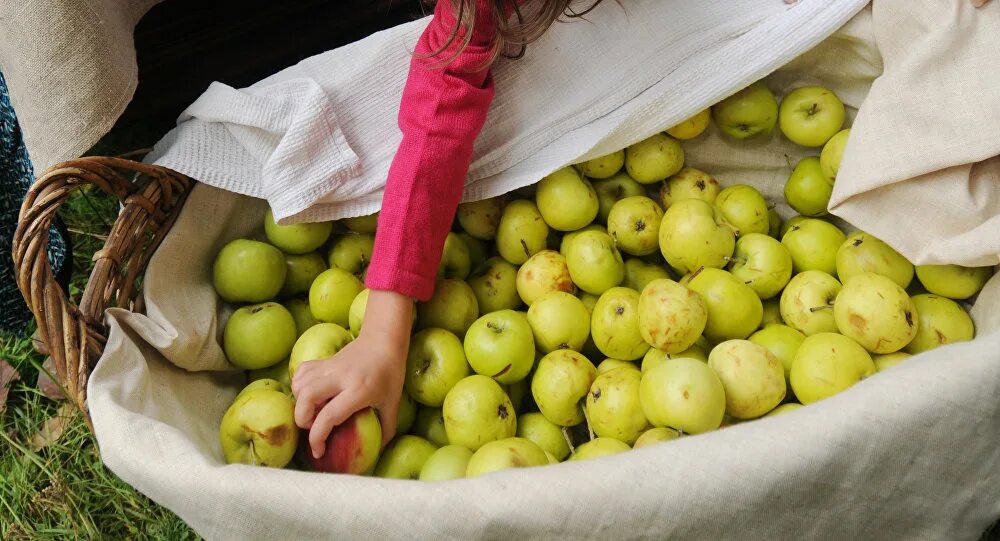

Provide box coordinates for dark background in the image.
[94,0,425,154]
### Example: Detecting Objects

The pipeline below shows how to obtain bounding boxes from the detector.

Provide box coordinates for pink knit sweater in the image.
[365,0,500,300]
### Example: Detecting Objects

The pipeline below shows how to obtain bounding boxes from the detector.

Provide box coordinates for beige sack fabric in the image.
[87,2,1000,538]
[0,0,161,171]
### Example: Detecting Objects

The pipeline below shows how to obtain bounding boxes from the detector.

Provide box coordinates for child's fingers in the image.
[294,377,341,429]
[309,391,364,459]
[971,0,990,7]
[376,401,400,447]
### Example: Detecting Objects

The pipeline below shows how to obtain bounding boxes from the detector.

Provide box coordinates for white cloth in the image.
[88,1,1000,539]
[148,0,868,224]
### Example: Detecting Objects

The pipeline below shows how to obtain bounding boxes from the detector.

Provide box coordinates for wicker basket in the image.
[13,156,193,425]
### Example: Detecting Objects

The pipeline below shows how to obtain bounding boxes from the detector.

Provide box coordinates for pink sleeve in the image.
[365,0,499,301]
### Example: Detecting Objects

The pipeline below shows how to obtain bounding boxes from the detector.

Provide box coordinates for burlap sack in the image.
[87,1,1000,539]
[0,0,161,170]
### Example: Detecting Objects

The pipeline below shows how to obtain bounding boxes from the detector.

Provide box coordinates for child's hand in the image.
[291,290,413,459]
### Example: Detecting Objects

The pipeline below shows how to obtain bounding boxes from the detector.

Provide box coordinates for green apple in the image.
[834,273,918,353]
[836,231,914,288]
[263,209,333,255]
[707,340,786,419]
[623,258,671,292]
[459,233,489,271]
[348,289,417,337]
[597,359,639,375]
[659,167,720,209]
[464,310,535,383]
[309,268,364,328]
[373,435,438,479]
[419,445,474,481]
[283,299,318,337]
[637,279,706,354]
[457,197,504,240]
[248,358,291,391]
[559,224,606,257]
[779,215,810,238]
[873,352,911,372]
[516,412,571,460]
[516,250,575,305]
[578,150,625,179]
[236,378,289,399]
[760,298,782,327]
[728,233,793,299]
[466,437,548,477]
[633,427,681,449]
[790,332,875,404]
[779,270,842,336]
[607,196,664,256]
[443,375,517,450]
[341,213,378,233]
[784,157,833,217]
[469,257,522,313]
[715,184,770,236]
[640,345,707,375]
[504,379,530,413]
[781,218,846,275]
[219,389,298,467]
[625,133,684,184]
[280,252,328,297]
[406,328,471,407]
[763,206,779,234]
[327,234,374,277]
[417,279,479,337]
[288,322,353,380]
[348,289,368,336]
[496,200,550,265]
[711,82,779,140]
[915,264,994,300]
[565,230,625,295]
[536,167,599,231]
[666,108,711,140]
[765,403,804,417]
[658,199,736,274]
[223,302,298,370]
[904,294,976,354]
[748,324,805,387]
[591,287,651,360]
[569,437,631,461]
[213,239,287,303]
[527,292,591,353]
[304,407,382,475]
[639,357,725,434]
[397,392,417,434]
[687,268,763,342]
[593,173,647,223]
[585,367,647,444]
[820,129,851,179]
[778,86,846,148]
[437,232,472,280]
[411,407,449,447]
[531,349,598,426]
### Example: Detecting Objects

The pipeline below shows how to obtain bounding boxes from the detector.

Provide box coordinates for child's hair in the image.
[431,0,607,66]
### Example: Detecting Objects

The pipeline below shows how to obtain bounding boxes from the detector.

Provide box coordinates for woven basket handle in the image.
[13,156,192,419]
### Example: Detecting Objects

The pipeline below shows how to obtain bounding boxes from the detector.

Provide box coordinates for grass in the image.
[0,187,199,539]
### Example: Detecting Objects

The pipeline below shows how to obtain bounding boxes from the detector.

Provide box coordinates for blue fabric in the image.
[0,69,67,333]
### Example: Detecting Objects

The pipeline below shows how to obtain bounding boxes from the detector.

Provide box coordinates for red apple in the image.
[302,407,382,475]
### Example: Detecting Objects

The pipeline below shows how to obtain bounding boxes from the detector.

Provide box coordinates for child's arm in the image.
[293,0,499,459]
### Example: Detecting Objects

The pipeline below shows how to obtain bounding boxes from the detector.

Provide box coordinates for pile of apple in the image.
[214,81,992,480]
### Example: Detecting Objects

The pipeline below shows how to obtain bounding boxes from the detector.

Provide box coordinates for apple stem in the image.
[562,427,576,453]
[809,303,834,313]
[724,256,747,265]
